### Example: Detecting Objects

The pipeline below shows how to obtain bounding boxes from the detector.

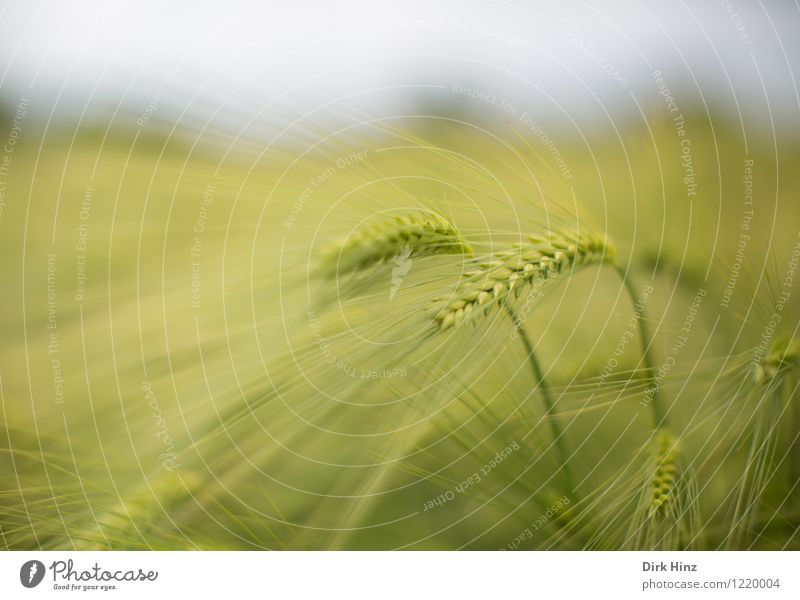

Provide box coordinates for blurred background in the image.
[1,0,799,550]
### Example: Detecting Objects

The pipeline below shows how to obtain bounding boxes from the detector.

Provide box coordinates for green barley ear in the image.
[632,430,699,549]
[432,229,615,331]
[649,430,680,518]
[726,336,799,548]
[427,229,614,493]
[319,211,472,278]
[753,337,799,385]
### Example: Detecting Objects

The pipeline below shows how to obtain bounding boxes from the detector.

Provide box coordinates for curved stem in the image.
[614,265,666,429]
[505,304,575,493]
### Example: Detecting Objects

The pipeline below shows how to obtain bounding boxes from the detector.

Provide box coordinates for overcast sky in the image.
[1,0,798,135]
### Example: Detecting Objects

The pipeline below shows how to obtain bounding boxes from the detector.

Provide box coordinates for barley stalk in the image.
[506,303,575,493]
[429,229,668,495]
[430,230,615,493]
[320,211,472,277]
[614,264,666,428]
[429,229,663,428]
[727,337,799,548]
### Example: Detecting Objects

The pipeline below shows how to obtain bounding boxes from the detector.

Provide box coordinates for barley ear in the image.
[632,429,699,550]
[319,211,472,278]
[649,430,680,518]
[753,337,799,385]
[432,229,615,331]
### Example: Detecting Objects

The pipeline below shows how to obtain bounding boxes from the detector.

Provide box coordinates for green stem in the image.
[505,304,575,494]
[614,265,666,429]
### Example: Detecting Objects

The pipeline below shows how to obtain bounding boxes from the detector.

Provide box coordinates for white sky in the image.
[0,0,798,133]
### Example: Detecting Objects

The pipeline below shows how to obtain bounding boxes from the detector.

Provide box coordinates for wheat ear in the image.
[321,211,472,277]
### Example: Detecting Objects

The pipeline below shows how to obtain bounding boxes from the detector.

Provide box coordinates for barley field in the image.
[1,110,798,550]
[1,2,800,552]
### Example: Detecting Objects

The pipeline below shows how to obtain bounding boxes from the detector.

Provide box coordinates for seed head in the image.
[753,338,799,385]
[321,211,472,277]
[649,430,679,517]
[432,229,615,331]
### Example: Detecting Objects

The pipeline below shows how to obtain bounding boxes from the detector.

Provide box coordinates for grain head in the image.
[320,211,472,278]
[432,229,616,331]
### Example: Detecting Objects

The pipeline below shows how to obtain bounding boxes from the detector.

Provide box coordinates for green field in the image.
[1,112,799,549]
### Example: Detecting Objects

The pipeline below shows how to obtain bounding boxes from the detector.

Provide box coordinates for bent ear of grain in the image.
[432,229,616,331]
[318,211,473,279]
